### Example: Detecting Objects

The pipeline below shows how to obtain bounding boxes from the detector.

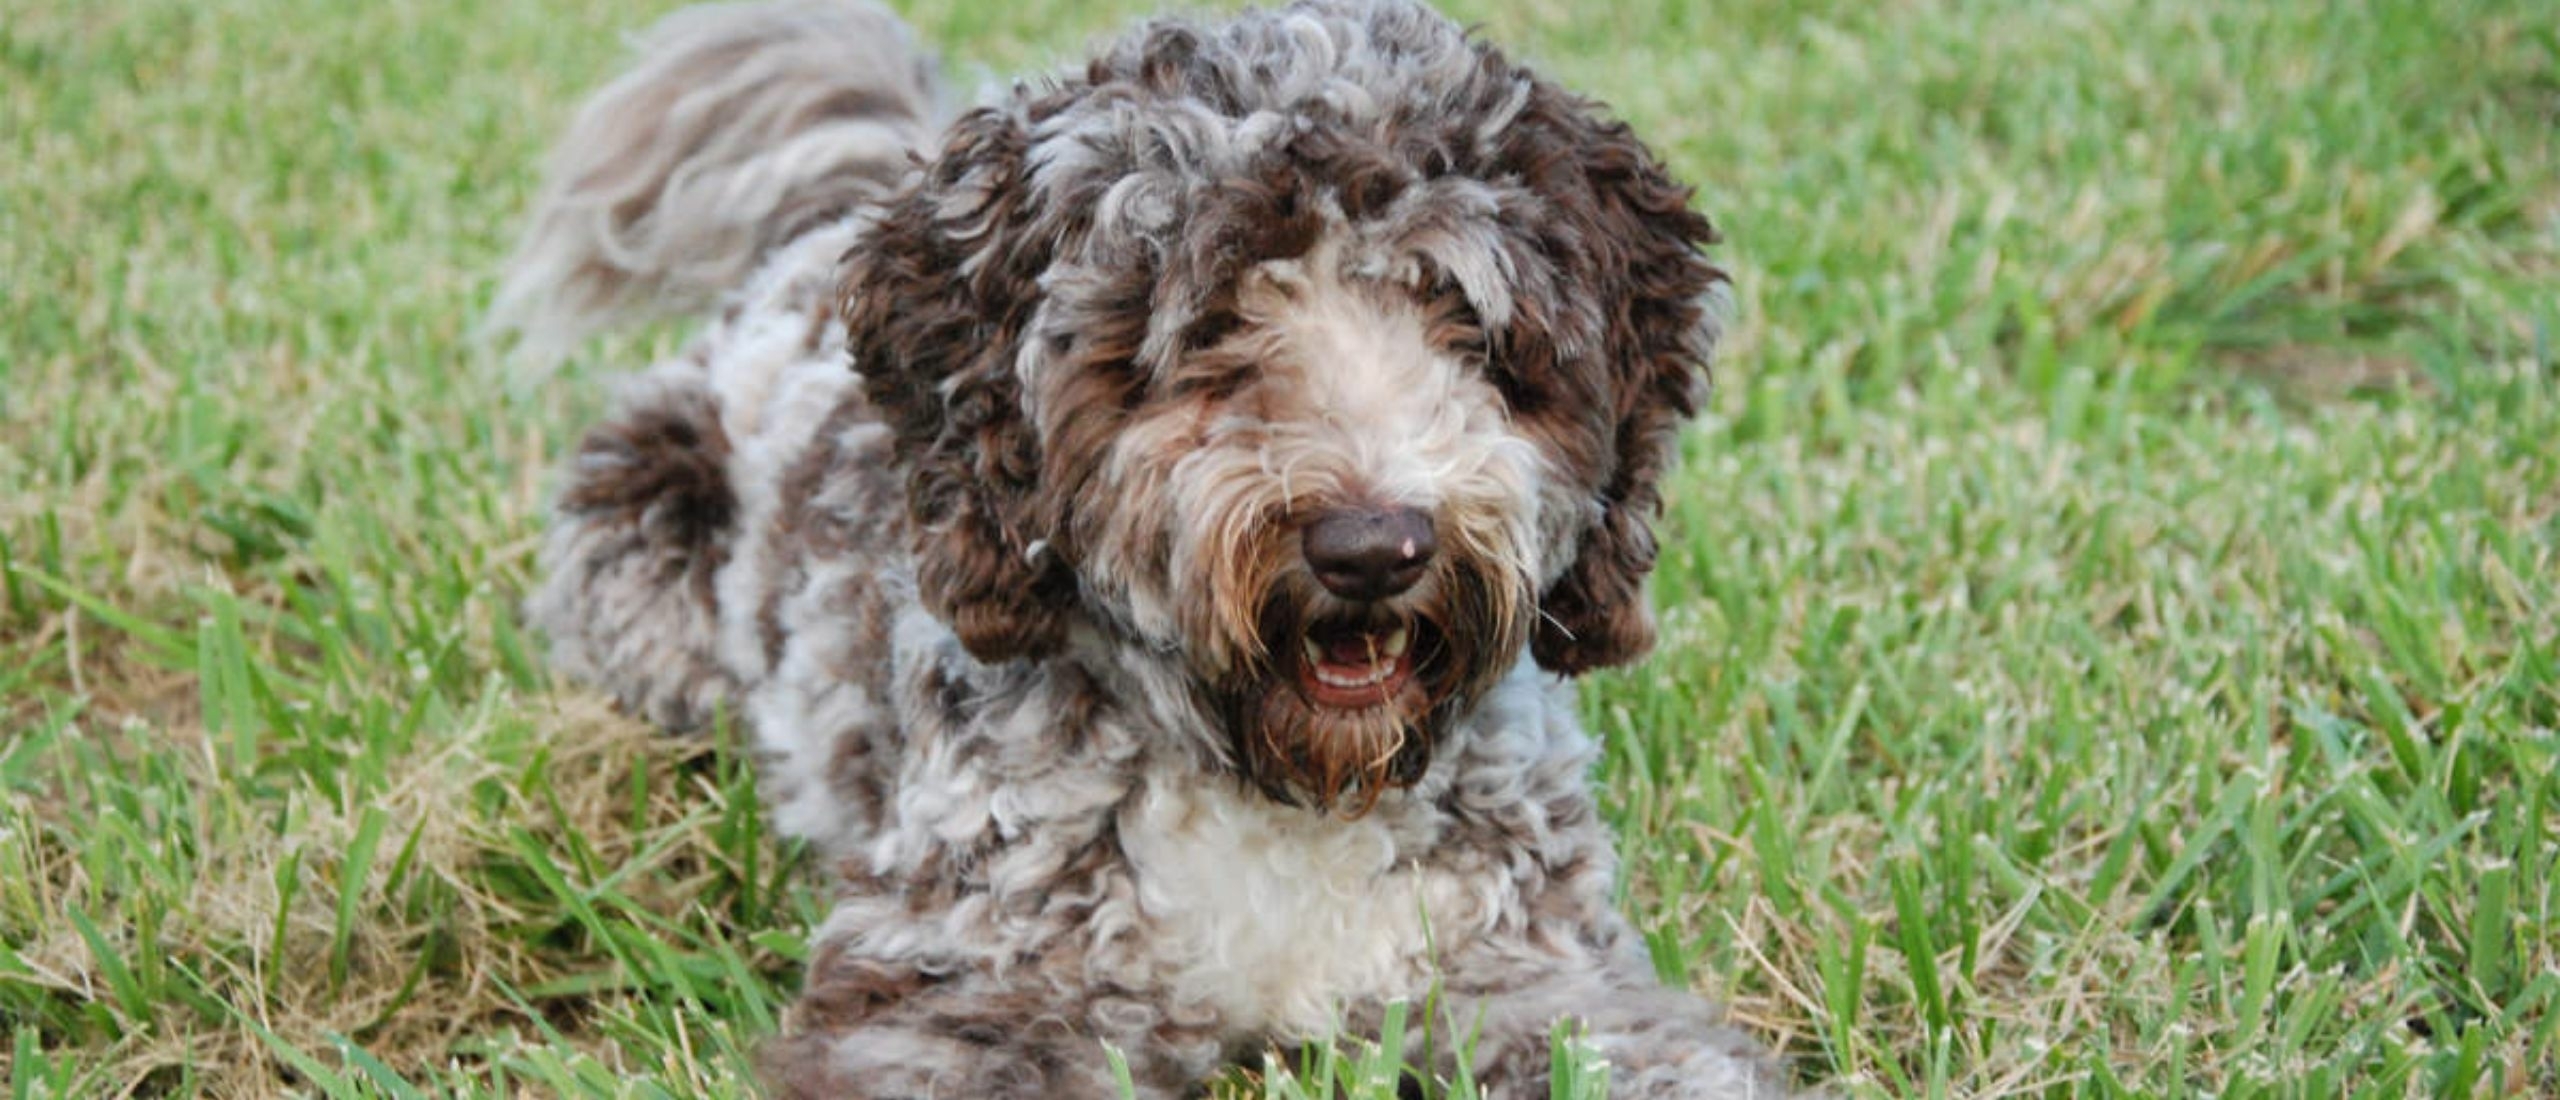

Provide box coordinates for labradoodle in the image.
[490,0,1786,1095]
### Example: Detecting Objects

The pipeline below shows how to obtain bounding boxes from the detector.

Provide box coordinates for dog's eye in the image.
[1181,309,1242,353]
[1166,362,1252,402]
[1486,361,1553,417]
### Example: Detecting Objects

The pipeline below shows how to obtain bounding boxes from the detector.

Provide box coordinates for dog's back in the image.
[494,0,941,732]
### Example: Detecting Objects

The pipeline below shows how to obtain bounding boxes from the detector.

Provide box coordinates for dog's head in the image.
[843,0,1724,807]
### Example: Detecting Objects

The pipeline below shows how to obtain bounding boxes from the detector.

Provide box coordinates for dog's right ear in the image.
[840,104,1077,663]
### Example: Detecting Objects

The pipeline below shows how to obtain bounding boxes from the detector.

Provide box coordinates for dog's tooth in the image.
[1382,626,1410,658]
[1303,635,1325,667]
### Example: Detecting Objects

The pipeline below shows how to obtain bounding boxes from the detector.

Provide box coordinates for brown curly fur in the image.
[503,2,1787,1096]
[847,18,1724,679]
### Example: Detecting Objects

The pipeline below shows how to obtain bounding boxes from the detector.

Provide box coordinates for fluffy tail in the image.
[485,0,944,361]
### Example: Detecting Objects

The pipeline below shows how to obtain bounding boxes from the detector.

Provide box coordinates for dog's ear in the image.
[841,103,1078,662]
[1496,79,1727,676]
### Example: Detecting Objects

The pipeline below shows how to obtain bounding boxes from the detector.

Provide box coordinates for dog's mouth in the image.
[1224,577,1500,810]
[1292,613,1424,709]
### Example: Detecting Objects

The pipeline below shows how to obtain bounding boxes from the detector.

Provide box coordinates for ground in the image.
[2,0,2555,1096]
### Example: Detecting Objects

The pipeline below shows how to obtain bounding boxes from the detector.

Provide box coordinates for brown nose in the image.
[1302,507,1436,600]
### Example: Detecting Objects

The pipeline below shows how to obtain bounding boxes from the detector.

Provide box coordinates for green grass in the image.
[3,0,2555,1095]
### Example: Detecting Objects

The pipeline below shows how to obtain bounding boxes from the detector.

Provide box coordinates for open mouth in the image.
[1293,614,1422,709]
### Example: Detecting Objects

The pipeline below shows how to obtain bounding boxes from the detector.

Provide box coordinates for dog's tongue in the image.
[1322,633,1381,666]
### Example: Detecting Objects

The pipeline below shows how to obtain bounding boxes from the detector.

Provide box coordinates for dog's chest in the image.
[1117,780,1457,1040]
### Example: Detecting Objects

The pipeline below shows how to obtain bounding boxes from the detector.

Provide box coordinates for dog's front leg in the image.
[1442,955,1788,1099]
[758,955,1226,1100]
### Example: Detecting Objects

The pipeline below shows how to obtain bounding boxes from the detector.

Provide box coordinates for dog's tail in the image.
[485,0,944,362]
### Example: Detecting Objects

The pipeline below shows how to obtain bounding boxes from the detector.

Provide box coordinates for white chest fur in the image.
[1119,777,1456,1040]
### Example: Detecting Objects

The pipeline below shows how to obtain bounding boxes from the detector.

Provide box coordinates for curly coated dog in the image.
[490,0,1785,1095]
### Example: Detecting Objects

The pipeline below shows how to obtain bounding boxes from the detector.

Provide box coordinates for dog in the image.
[490,0,1786,1095]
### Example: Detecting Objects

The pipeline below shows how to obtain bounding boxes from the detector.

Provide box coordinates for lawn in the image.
[3,0,2556,1096]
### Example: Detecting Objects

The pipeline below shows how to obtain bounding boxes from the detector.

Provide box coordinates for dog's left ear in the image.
[841,103,1079,663]
[1500,79,1728,676]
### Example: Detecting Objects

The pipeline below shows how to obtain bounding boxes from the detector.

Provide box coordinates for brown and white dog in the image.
[491,0,1784,1095]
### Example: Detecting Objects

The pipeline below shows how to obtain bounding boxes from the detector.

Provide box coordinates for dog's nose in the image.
[1302,507,1436,600]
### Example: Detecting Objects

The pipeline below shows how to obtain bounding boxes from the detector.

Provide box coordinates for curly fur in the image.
[485,0,944,361]
[503,1,1784,1096]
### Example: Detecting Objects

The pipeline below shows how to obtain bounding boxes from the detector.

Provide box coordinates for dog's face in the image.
[1062,245,1558,804]
[844,0,1723,806]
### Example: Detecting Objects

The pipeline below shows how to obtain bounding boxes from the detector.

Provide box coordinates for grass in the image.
[2,0,2555,1095]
